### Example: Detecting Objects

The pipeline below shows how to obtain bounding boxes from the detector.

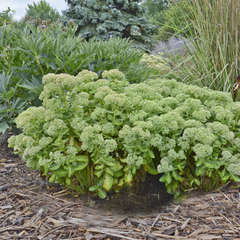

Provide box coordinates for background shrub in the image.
[0,7,14,26]
[142,0,169,28]
[0,23,155,133]
[23,0,60,24]
[8,70,240,199]
[63,0,156,50]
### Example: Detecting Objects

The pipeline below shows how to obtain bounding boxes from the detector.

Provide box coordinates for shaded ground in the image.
[1,134,240,240]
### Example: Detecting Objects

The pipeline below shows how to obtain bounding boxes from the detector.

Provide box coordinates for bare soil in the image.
[0,134,240,240]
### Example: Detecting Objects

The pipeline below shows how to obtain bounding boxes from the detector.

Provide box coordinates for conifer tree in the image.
[63,0,155,50]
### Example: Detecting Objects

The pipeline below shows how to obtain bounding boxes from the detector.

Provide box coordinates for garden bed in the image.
[0,136,240,240]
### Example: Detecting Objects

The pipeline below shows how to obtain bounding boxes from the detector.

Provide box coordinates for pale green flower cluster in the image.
[102,69,125,81]
[8,69,240,198]
[45,119,68,137]
[104,93,127,108]
[14,107,46,136]
[140,54,171,75]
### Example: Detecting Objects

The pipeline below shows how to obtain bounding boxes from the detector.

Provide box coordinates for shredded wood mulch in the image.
[1,136,240,240]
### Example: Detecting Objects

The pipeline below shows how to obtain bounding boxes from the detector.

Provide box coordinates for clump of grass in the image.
[168,0,240,92]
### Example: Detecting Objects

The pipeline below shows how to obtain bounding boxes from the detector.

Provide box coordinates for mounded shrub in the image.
[8,70,240,198]
[0,23,155,133]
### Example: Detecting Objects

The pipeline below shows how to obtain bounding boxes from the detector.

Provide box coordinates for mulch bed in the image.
[1,135,240,240]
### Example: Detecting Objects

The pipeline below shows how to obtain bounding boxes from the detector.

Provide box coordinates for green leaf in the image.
[68,167,72,178]
[105,167,114,176]
[89,185,98,192]
[194,178,200,186]
[172,171,183,182]
[231,175,240,182]
[111,162,122,172]
[77,154,89,163]
[145,164,158,175]
[95,164,104,170]
[166,173,172,185]
[196,167,205,176]
[98,189,107,199]
[0,121,9,134]
[114,170,123,178]
[65,177,71,185]
[95,169,103,178]
[54,169,68,177]
[49,174,56,183]
[73,163,88,172]
[103,173,113,191]
[125,172,133,184]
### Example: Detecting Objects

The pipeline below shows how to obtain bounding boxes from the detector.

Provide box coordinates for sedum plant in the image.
[9,70,240,198]
[140,53,171,76]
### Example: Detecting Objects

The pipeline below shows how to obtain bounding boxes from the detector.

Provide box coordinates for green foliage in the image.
[157,0,193,40]
[63,0,156,50]
[142,0,169,27]
[0,7,14,26]
[0,23,154,132]
[168,0,240,92]
[23,0,60,23]
[0,73,26,134]
[8,70,240,199]
[143,0,169,14]
[147,78,240,197]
